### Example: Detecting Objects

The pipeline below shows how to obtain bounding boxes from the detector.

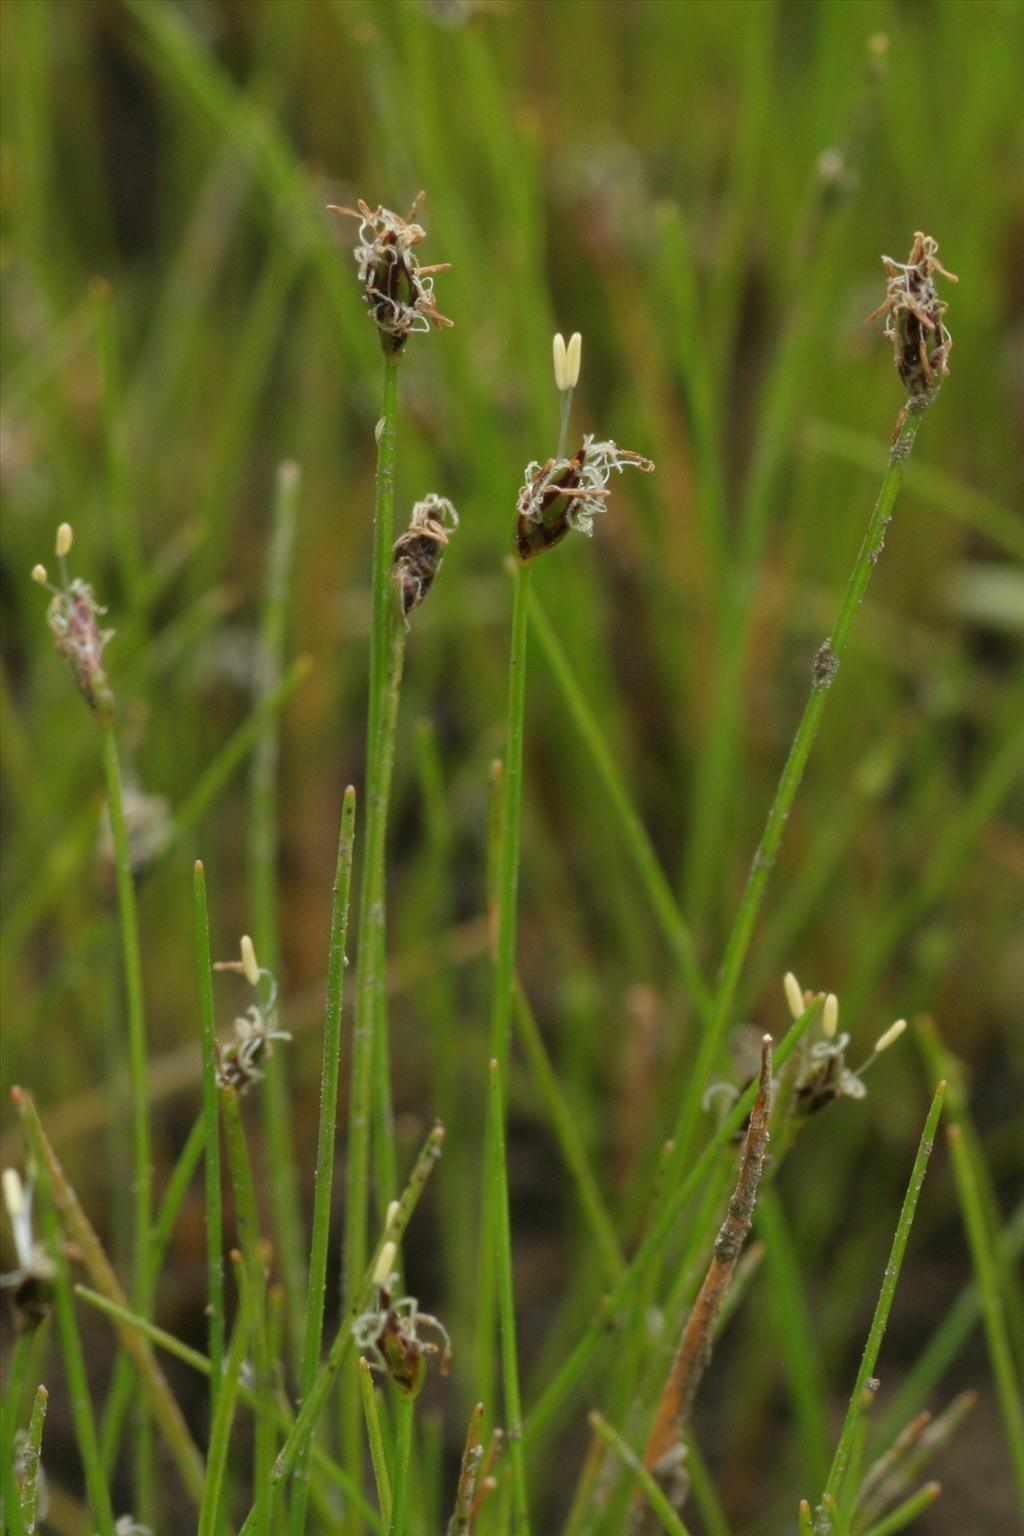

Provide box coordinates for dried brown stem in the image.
[637,1036,774,1517]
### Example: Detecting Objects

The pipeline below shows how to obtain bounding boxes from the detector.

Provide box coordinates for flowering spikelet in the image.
[516,434,655,561]
[392,493,459,617]
[866,232,957,401]
[34,536,115,719]
[213,938,291,1094]
[330,192,453,353]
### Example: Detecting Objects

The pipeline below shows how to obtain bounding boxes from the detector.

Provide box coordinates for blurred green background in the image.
[2,0,1022,1530]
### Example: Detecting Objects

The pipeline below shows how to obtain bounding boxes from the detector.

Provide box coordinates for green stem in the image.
[98,721,151,1305]
[198,1253,256,1536]
[389,1393,414,1536]
[480,556,533,1531]
[814,1083,946,1530]
[667,398,938,1188]
[343,350,402,1501]
[358,1358,393,1528]
[263,1124,444,1507]
[36,1158,117,1536]
[101,1113,205,1475]
[20,1384,48,1533]
[523,1001,819,1450]
[860,1482,941,1536]
[946,1126,1024,1511]
[250,459,305,1375]
[76,1285,384,1532]
[528,588,711,1025]
[587,1413,692,1536]
[192,862,225,1411]
[290,785,357,1536]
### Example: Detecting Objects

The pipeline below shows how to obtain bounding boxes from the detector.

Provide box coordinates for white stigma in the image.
[875,1018,907,1054]
[55,522,74,558]
[823,993,839,1040]
[240,935,261,987]
[783,971,805,1020]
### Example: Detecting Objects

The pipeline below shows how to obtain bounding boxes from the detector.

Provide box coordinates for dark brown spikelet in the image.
[330,192,453,354]
[866,232,957,401]
[392,494,459,617]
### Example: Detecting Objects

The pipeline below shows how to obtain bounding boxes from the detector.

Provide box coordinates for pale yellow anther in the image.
[240,934,261,987]
[31,565,49,585]
[552,333,569,392]
[372,1240,397,1287]
[823,993,839,1039]
[55,522,74,558]
[783,971,804,1020]
[385,1200,400,1229]
[565,331,582,388]
[2,1168,25,1221]
[875,1018,907,1054]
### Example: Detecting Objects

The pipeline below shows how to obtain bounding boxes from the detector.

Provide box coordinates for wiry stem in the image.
[343,351,403,1506]
[637,1037,774,1527]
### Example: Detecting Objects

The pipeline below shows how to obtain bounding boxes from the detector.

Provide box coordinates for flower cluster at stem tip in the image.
[32,523,114,719]
[212,935,291,1094]
[330,191,453,353]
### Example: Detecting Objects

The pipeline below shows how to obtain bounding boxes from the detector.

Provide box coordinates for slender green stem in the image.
[192,861,225,1410]
[98,721,151,1302]
[3,1333,32,1536]
[198,1253,256,1536]
[344,350,402,1501]
[479,554,533,1531]
[587,1413,692,1536]
[13,1087,206,1504]
[35,1158,117,1536]
[290,784,357,1536]
[98,712,154,1506]
[20,1385,48,1533]
[389,1393,414,1536]
[946,1125,1024,1510]
[860,1482,941,1536]
[263,1123,444,1505]
[523,1001,819,1449]
[877,1201,1024,1444]
[513,979,625,1284]
[667,399,939,1190]
[91,279,143,602]
[489,1059,530,1528]
[221,1088,273,1536]
[250,458,305,1374]
[76,1286,384,1531]
[528,589,712,1025]
[814,1083,946,1530]
[358,1358,393,1528]
[100,1113,205,1474]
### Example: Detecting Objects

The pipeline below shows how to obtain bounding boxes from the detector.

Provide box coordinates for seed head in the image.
[33,535,115,718]
[516,434,654,561]
[330,192,453,354]
[867,232,957,401]
[392,493,459,617]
